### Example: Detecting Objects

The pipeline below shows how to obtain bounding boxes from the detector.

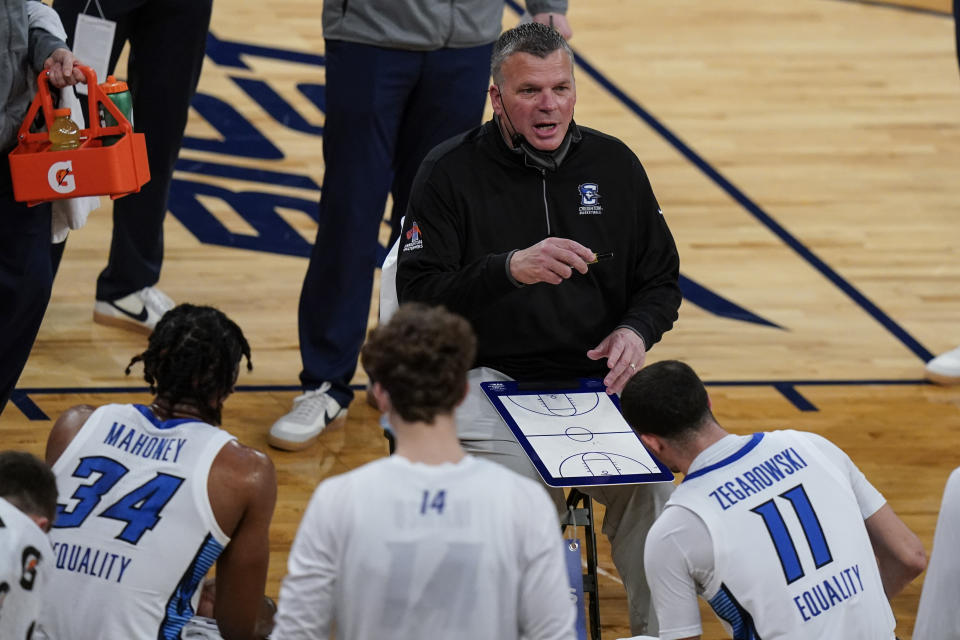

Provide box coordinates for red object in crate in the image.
[8,65,149,206]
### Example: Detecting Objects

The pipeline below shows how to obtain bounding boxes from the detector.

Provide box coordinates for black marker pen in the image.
[588,251,614,264]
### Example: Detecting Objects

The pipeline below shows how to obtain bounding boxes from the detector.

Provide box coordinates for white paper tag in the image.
[72,13,116,94]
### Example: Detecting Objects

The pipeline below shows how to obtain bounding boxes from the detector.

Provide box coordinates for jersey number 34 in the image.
[53,455,185,545]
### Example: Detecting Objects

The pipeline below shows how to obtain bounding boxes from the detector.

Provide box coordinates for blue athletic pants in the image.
[296,39,494,405]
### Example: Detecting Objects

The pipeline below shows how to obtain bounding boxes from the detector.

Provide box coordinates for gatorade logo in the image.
[47,160,76,194]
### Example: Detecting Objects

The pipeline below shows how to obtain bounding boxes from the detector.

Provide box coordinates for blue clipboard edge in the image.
[480,378,674,487]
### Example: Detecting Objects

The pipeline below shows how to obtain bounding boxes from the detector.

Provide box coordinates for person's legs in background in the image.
[269,42,418,450]
[53,0,210,334]
[270,42,493,450]
[96,0,211,332]
[387,42,494,242]
[0,154,55,416]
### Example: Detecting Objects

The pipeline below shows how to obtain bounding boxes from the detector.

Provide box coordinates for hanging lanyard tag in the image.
[72,0,116,95]
[564,537,588,640]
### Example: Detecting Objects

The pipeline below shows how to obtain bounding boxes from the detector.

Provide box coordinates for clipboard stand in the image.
[563,488,601,640]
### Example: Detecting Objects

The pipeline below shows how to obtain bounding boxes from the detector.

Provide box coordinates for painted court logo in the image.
[47,160,76,194]
[403,221,423,252]
[578,182,602,215]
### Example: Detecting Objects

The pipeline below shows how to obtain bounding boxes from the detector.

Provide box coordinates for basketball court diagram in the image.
[493,390,665,484]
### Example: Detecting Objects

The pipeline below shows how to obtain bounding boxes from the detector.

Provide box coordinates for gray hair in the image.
[490,22,574,85]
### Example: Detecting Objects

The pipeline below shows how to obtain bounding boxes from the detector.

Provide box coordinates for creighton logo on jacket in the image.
[668,430,896,639]
[577,182,602,214]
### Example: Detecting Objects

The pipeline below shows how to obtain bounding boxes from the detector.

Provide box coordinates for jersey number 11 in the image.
[751,484,833,584]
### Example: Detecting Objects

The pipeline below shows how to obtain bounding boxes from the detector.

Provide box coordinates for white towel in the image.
[179,616,224,639]
[50,86,101,242]
[27,1,102,242]
[378,215,404,324]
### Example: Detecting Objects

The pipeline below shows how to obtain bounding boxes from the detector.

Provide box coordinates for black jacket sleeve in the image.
[395,158,518,318]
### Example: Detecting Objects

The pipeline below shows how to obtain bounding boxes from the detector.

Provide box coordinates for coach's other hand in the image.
[587,327,646,395]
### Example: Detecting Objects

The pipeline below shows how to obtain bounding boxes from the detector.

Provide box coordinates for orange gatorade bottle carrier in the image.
[8,65,149,206]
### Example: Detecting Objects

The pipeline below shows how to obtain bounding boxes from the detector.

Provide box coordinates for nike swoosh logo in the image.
[324,408,340,424]
[111,301,149,322]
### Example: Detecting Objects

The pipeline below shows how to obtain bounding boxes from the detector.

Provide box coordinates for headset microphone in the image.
[495,84,577,173]
[496,85,527,148]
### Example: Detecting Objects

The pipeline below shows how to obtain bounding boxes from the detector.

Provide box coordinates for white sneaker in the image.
[268,382,348,451]
[926,346,960,385]
[93,286,175,334]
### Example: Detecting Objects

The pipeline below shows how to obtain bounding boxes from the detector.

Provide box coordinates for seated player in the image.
[43,304,277,640]
[0,451,58,639]
[913,466,960,639]
[272,303,576,639]
[620,360,926,640]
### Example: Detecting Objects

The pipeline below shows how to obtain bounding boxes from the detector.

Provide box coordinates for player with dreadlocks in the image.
[125,303,253,427]
[42,304,277,640]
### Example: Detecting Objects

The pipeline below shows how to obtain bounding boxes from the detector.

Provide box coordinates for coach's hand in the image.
[509,237,594,285]
[587,328,646,395]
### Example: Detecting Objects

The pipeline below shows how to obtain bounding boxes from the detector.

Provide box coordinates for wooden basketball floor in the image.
[3,0,959,637]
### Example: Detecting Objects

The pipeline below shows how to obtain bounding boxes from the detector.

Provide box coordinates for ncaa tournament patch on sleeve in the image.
[402,221,423,252]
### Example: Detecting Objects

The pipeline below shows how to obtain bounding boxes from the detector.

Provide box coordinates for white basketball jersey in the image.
[0,497,53,640]
[668,430,895,639]
[913,466,960,640]
[45,404,235,640]
[274,455,576,640]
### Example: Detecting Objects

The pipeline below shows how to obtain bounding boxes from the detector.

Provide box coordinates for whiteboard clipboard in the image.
[481,379,673,487]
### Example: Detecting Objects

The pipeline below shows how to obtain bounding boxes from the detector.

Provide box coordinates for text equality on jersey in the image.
[51,541,132,584]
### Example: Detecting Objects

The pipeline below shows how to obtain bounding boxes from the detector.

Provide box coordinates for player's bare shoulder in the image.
[208,438,277,537]
[213,439,276,490]
[45,403,96,465]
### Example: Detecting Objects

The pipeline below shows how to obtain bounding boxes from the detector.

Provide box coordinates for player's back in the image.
[0,497,52,639]
[45,403,235,640]
[277,454,575,640]
[670,430,896,639]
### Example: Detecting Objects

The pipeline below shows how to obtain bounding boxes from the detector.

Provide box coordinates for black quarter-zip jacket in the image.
[396,119,681,381]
